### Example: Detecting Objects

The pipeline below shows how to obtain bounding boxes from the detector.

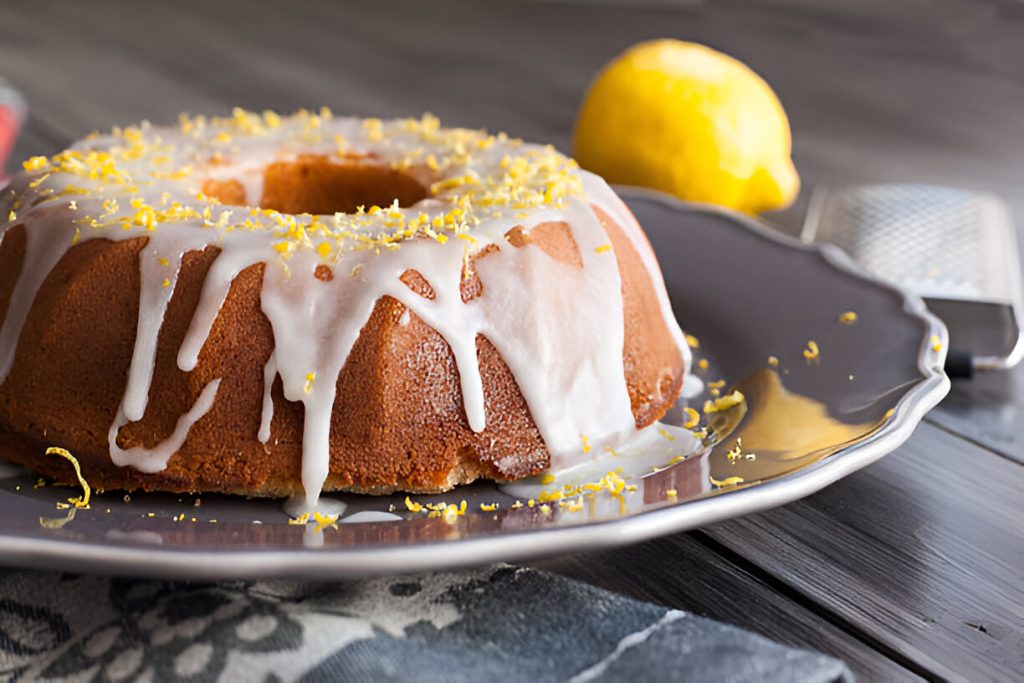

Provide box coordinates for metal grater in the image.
[802,184,1024,376]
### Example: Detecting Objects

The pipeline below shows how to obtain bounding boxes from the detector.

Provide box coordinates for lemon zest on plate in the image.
[46,447,91,509]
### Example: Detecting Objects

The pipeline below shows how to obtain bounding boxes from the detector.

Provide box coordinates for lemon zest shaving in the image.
[703,390,745,414]
[288,512,310,525]
[710,475,745,488]
[46,447,91,509]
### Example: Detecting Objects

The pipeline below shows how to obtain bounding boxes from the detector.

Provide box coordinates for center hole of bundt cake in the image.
[203,155,428,215]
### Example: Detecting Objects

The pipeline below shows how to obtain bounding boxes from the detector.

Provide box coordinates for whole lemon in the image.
[574,39,799,214]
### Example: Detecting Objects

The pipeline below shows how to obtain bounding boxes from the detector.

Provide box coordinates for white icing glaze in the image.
[0,207,75,380]
[283,494,347,519]
[340,510,403,524]
[500,421,706,502]
[108,378,220,473]
[258,350,277,444]
[680,373,704,399]
[0,112,688,507]
[581,174,692,373]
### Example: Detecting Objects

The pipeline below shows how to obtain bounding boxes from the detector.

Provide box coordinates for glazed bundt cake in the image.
[0,110,689,506]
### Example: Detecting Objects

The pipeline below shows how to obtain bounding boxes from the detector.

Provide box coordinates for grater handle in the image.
[944,350,974,379]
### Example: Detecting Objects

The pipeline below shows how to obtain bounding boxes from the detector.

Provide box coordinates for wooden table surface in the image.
[2,1,1022,680]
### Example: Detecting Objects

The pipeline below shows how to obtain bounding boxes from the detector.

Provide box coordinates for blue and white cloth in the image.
[0,565,849,682]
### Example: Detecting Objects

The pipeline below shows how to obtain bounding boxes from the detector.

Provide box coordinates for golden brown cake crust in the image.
[0,196,683,496]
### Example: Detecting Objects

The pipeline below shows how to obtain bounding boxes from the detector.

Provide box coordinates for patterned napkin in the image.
[0,564,848,682]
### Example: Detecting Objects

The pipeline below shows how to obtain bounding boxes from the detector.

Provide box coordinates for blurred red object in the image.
[0,80,26,186]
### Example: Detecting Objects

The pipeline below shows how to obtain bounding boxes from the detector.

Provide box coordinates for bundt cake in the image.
[0,110,689,507]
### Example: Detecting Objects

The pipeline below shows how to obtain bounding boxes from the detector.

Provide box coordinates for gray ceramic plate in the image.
[0,189,950,579]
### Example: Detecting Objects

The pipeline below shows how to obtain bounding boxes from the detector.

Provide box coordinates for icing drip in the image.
[340,510,403,524]
[0,207,78,380]
[283,494,347,519]
[258,350,276,444]
[0,112,688,507]
[108,379,221,472]
[121,231,212,421]
[581,175,691,372]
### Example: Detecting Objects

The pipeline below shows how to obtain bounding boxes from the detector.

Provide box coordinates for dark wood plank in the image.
[703,422,1024,682]
[534,535,924,682]
[927,367,1024,465]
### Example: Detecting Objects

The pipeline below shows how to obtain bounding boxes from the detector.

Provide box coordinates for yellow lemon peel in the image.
[710,475,745,488]
[703,390,745,414]
[46,447,91,509]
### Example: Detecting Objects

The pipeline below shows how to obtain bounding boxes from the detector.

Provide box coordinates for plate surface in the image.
[0,189,949,578]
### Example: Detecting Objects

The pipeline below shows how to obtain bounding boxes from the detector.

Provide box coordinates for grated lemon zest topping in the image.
[23,156,49,171]
[803,340,820,362]
[13,111,587,270]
